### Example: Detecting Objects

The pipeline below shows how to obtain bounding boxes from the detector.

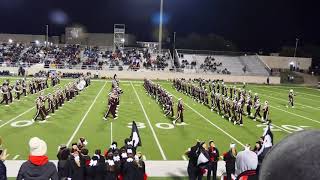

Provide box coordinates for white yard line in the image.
[250,85,320,98]
[130,81,167,160]
[110,122,113,144]
[0,107,35,128]
[182,155,187,161]
[66,82,107,146]
[270,105,320,124]
[12,155,20,160]
[256,89,320,111]
[170,94,245,148]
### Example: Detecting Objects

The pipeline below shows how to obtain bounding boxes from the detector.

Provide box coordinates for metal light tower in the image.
[114,24,126,51]
[158,0,164,54]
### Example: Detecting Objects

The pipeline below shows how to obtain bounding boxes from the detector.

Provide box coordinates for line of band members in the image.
[33,76,91,121]
[172,79,272,126]
[104,79,123,120]
[0,77,57,105]
[144,79,185,125]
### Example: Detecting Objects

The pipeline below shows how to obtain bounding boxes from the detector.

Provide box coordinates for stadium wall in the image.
[0,33,45,43]
[0,66,280,84]
[258,55,312,70]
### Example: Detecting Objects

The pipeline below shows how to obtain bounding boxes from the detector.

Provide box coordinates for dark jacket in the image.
[224,150,236,173]
[68,155,84,180]
[122,161,140,180]
[16,160,58,180]
[0,160,6,180]
[58,160,71,179]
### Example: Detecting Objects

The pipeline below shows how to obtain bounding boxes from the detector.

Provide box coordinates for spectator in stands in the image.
[235,146,258,180]
[0,149,9,180]
[17,137,58,180]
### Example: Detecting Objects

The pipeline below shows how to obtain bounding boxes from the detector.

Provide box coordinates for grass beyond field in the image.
[1,77,320,164]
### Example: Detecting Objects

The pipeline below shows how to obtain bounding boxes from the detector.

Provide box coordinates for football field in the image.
[1,77,320,170]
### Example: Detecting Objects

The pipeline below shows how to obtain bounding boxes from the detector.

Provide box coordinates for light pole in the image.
[173,32,176,50]
[45,25,49,47]
[158,0,164,54]
[294,38,299,58]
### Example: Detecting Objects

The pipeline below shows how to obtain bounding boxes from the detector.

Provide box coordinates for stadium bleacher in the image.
[176,49,271,76]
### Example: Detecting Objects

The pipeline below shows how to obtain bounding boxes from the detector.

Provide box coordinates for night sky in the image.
[0,0,318,51]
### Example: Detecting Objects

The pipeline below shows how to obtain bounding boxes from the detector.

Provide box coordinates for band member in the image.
[173,98,184,125]
[104,94,118,120]
[33,96,47,121]
[47,93,55,114]
[287,89,295,108]
[14,81,22,101]
[235,102,243,126]
[0,83,10,105]
[253,99,262,121]
[164,96,174,117]
[22,80,27,96]
[262,101,269,123]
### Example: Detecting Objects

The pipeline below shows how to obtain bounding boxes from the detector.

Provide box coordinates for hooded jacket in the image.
[17,156,58,180]
[0,160,7,180]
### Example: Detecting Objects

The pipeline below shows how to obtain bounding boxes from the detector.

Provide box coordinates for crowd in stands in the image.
[44,44,81,68]
[200,56,222,72]
[0,70,10,76]
[179,55,231,74]
[82,46,101,69]
[62,72,87,78]
[81,47,171,71]
[1,41,172,71]
[0,43,26,66]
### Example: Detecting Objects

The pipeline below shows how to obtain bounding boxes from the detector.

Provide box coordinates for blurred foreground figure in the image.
[259,130,320,180]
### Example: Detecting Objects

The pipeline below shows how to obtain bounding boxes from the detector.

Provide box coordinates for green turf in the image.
[1,77,320,162]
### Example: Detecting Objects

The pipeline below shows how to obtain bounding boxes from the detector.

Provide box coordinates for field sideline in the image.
[1,77,320,177]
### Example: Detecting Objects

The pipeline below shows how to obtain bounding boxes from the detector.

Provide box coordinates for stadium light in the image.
[121,38,125,43]
[8,39,13,44]
[35,40,40,45]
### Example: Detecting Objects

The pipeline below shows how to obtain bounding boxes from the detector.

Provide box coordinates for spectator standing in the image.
[17,137,58,180]
[235,146,258,180]
[0,149,9,180]
[57,147,71,179]
[207,140,219,180]
[69,145,84,180]
[223,143,237,180]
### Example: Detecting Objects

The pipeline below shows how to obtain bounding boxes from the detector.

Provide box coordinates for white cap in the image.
[29,137,47,156]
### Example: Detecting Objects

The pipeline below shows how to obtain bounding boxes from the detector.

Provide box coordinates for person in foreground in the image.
[17,137,58,180]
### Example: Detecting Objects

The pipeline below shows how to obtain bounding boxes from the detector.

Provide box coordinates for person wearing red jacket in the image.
[17,137,58,180]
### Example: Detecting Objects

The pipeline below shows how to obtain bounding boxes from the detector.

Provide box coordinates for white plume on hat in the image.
[29,137,47,156]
